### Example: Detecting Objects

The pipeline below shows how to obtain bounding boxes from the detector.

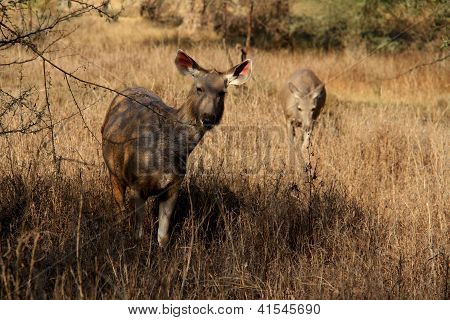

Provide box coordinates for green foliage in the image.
[253,0,448,52]
[356,0,448,52]
[136,0,447,52]
[440,36,449,49]
[289,15,349,51]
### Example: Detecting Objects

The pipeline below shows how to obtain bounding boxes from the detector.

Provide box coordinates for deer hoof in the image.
[158,233,169,248]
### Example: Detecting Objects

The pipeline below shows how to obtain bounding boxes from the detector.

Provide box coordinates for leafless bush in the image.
[0,0,119,137]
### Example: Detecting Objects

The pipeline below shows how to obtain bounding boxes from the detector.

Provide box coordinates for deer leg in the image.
[301,131,311,161]
[110,174,126,213]
[286,120,299,170]
[286,121,295,143]
[130,188,147,240]
[301,131,315,180]
[157,185,179,248]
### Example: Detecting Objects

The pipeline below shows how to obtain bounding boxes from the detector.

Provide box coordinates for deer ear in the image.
[225,59,252,86]
[175,50,205,77]
[288,82,302,98]
[289,82,311,98]
[312,84,325,99]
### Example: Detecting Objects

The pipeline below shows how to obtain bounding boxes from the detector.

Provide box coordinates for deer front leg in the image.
[157,185,179,248]
[301,130,311,162]
[130,188,147,240]
[286,120,295,143]
[110,174,126,213]
[301,131,316,180]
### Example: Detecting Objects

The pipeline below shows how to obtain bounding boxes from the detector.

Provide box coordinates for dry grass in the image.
[0,15,448,299]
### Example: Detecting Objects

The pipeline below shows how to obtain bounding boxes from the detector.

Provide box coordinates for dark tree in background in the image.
[244,0,253,58]
[181,0,207,33]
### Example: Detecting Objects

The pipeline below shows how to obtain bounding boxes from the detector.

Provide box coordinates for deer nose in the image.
[201,114,216,129]
[303,120,313,133]
[303,125,312,133]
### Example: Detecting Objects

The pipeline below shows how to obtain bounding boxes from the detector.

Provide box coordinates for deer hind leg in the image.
[157,184,180,248]
[130,187,148,240]
[110,174,126,213]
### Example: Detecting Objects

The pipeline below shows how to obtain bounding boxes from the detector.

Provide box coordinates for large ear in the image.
[175,50,206,77]
[288,82,303,98]
[312,84,325,98]
[224,59,252,86]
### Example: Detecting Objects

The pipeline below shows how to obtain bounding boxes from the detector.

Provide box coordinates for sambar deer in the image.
[101,50,252,247]
[281,69,326,167]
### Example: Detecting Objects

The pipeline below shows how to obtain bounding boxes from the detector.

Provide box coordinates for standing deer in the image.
[101,50,252,247]
[281,69,326,167]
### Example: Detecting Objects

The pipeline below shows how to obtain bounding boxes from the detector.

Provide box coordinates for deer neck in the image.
[175,89,206,151]
[176,87,199,123]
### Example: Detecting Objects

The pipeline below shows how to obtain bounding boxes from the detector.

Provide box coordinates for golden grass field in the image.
[0,14,449,299]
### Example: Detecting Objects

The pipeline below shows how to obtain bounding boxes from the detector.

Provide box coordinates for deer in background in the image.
[101,50,252,247]
[281,69,326,173]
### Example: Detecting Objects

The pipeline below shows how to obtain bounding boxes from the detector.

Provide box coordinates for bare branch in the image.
[377,53,450,81]
[64,74,101,144]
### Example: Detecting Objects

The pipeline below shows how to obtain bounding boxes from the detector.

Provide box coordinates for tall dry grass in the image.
[0,16,448,299]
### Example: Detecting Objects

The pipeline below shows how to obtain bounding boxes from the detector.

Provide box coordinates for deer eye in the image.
[196,87,204,94]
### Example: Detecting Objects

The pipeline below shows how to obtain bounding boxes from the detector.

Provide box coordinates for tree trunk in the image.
[182,0,205,33]
[28,1,33,29]
[222,0,228,40]
[245,0,254,57]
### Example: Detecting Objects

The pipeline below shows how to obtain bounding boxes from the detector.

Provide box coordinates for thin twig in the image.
[375,53,450,82]
[76,171,85,299]
[42,59,59,174]
[64,75,101,144]
[222,38,235,68]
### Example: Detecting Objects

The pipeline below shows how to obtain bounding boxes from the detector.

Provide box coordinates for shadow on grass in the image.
[0,175,27,234]
[0,171,371,299]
